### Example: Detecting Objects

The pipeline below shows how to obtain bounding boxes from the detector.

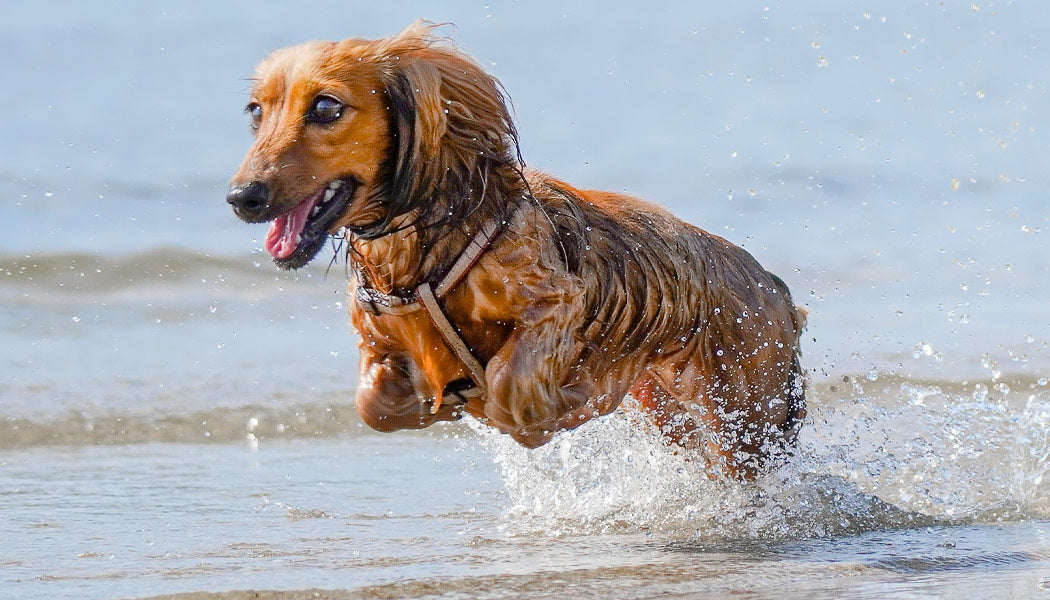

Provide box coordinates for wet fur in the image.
[231,22,807,478]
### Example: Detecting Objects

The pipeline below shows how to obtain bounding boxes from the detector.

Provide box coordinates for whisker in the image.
[325,234,346,279]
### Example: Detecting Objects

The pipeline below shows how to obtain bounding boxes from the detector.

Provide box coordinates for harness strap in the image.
[354,215,507,317]
[353,206,518,397]
[434,218,502,297]
[417,282,488,395]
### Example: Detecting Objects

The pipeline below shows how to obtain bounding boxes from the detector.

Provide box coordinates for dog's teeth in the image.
[329,180,343,190]
[295,234,302,244]
[312,206,321,216]
[324,189,335,203]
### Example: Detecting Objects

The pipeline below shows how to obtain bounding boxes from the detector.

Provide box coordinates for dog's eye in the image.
[306,95,344,124]
[246,102,262,131]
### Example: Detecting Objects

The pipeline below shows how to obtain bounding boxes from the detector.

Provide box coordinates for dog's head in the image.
[227,21,521,269]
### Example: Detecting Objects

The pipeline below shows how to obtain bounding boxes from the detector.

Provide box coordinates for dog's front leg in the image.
[355,347,462,432]
[483,296,617,447]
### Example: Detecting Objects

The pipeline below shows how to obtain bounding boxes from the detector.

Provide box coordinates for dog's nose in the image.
[226,181,271,219]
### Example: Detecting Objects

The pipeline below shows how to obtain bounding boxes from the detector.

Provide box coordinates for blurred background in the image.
[4,3,1050,598]
[2,0,1048,418]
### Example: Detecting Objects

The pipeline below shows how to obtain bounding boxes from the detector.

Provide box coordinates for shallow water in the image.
[2,1,1050,599]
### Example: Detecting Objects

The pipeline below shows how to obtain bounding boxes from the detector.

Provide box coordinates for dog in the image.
[227,22,807,478]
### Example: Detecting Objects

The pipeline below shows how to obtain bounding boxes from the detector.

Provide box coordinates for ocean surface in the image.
[2,1,1050,598]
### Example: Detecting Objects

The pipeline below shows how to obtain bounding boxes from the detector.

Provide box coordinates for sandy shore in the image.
[140,593,327,600]
[140,590,361,600]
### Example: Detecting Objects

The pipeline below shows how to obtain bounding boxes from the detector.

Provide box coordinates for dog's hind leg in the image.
[632,344,804,479]
[628,374,733,477]
[355,348,463,431]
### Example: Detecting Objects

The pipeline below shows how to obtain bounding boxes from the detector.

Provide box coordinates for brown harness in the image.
[353,211,514,402]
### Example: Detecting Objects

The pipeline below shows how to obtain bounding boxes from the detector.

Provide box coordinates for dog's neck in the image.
[348,213,428,293]
[347,208,492,295]
[351,166,526,294]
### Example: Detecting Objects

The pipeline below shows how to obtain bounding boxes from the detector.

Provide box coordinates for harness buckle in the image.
[443,378,478,405]
[356,287,384,315]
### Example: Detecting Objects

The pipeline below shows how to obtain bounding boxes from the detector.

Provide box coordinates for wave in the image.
[0,401,381,449]
[0,246,358,315]
[0,247,350,294]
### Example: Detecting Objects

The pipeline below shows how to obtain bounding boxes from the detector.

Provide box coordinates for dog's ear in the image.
[383,69,422,220]
[368,23,522,236]
[380,57,454,216]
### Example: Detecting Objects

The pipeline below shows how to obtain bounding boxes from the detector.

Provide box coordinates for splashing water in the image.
[474,376,1050,541]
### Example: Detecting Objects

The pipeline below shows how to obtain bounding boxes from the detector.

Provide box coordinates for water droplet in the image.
[973,383,989,402]
[912,342,943,361]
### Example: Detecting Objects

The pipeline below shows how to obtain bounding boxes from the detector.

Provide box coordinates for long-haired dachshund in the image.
[227,22,807,478]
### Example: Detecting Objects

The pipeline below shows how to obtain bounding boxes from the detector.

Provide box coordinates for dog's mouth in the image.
[264,178,357,269]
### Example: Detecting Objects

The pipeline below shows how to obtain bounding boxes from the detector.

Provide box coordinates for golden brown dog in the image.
[227,22,807,478]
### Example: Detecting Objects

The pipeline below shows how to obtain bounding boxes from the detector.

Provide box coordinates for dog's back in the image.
[522,172,807,476]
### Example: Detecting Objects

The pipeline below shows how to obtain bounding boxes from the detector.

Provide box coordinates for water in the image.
[2,1,1050,598]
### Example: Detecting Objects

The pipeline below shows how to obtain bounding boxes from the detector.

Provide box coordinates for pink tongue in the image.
[264,192,322,259]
